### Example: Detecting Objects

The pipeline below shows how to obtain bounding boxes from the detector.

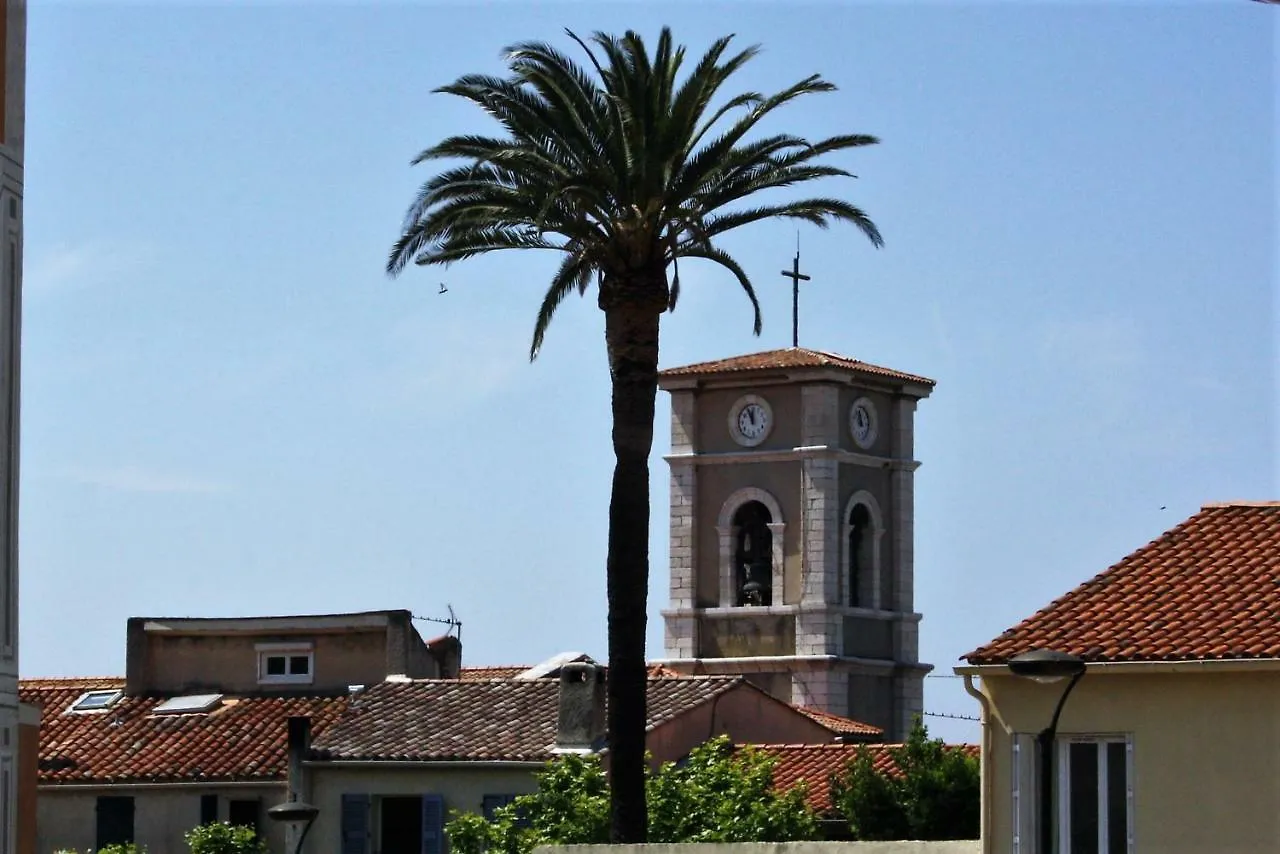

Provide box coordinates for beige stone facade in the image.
[125,610,458,695]
[657,350,934,739]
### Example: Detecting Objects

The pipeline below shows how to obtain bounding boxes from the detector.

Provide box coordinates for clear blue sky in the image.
[24,2,1275,742]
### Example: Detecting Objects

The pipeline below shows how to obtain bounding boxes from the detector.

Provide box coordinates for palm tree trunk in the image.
[600,271,666,844]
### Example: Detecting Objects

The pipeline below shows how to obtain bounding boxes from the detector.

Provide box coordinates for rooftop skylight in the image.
[152,694,223,715]
[69,689,122,713]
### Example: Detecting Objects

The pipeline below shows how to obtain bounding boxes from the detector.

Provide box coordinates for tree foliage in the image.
[184,823,266,854]
[447,737,817,854]
[385,27,882,358]
[829,720,980,841]
[387,26,883,842]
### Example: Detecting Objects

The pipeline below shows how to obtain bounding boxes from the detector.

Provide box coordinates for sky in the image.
[22,2,1276,743]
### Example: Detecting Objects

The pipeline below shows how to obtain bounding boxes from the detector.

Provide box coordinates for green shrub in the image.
[447,736,817,854]
[185,823,266,854]
[97,845,145,854]
[830,719,979,841]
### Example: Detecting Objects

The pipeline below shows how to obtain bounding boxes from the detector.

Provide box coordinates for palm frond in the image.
[390,24,882,318]
[531,251,593,360]
[675,243,762,334]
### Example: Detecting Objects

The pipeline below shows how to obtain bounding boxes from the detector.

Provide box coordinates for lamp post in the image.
[267,799,320,854]
[1008,648,1086,854]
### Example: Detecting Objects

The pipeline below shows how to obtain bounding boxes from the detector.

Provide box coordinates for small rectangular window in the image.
[481,794,517,822]
[256,643,314,685]
[153,694,222,715]
[200,794,218,826]
[229,799,260,833]
[70,690,123,713]
[96,796,135,849]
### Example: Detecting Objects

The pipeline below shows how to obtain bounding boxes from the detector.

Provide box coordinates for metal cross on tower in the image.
[780,251,810,347]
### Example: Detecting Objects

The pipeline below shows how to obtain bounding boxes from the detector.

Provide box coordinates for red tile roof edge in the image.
[793,706,884,736]
[963,502,1280,664]
[658,347,935,387]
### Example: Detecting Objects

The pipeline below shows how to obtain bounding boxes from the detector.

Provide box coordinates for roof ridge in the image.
[1202,500,1280,509]
[20,676,125,685]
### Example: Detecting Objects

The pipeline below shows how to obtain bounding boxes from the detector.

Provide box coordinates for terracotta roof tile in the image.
[659,348,934,387]
[458,666,528,681]
[312,676,746,763]
[755,742,979,814]
[19,678,349,785]
[965,502,1280,664]
[792,707,883,738]
[459,663,684,681]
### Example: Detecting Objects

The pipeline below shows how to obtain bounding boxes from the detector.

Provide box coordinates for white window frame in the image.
[256,642,314,685]
[68,689,123,714]
[1056,734,1135,854]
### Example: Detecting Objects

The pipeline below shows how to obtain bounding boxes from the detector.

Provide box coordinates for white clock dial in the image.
[850,397,877,449]
[737,403,769,441]
[728,395,773,447]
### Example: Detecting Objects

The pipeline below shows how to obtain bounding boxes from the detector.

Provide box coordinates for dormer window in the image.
[69,689,122,714]
[256,643,314,685]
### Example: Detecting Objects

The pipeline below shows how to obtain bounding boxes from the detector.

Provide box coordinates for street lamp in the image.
[267,799,320,854]
[1008,648,1086,854]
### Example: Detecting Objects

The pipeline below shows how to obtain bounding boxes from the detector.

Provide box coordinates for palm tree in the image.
[386,27,882,842]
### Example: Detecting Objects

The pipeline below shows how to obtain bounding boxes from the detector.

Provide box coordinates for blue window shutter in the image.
[421,794,445,854]
[341,794,370,854]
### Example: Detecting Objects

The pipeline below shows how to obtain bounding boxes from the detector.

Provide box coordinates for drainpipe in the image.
[286,717,311,854]
[963,675,993,853]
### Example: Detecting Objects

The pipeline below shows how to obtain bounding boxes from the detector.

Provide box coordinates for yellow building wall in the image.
[305,765,542,854]
[35,785,286,854]
[143,631,388,694]
[979,670,1280,854]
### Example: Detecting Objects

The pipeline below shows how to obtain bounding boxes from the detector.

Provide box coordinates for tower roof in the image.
[658,347,934,389]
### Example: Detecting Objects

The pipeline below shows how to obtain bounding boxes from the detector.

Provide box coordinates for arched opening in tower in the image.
[733,501,773,606]
[848,502,872,607]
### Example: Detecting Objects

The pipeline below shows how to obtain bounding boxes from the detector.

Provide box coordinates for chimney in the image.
[554,662,606,753]
[428,635,463,679]
[124,617,148,695]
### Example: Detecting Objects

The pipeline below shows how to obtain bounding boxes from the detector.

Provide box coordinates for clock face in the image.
[728,395,773,447]
[850,398,877,449]
[737,403,769,441]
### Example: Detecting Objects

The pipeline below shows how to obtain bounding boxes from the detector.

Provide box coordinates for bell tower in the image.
[658,348,934,740]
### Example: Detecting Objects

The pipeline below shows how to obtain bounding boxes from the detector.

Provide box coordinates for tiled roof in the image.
[757,742,979,814]
[312,676,747,763]
[458,666,528,681]
[965,502,1280,664]
[458,663,684,681]
[659,348,934,387]
[793,707,883,738]
[19,678,349,785]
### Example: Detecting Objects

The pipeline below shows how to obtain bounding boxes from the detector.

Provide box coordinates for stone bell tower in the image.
[657,347,934,740]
